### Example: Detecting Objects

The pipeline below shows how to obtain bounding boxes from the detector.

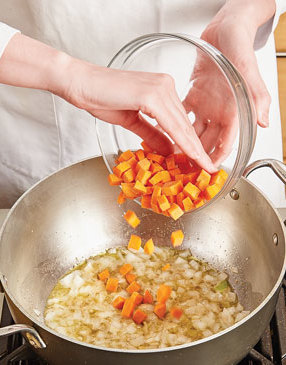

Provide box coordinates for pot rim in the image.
[0,156,285,354]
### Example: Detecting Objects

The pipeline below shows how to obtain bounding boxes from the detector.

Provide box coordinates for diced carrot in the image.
[136,158,151,172]
[186,171,200,184]
[126,281,141,294]
[126,273,136,284]
[151,185,162,206]
[124,210,141,228]
[121,298,136,318]
[171,230,184,247]
[157,284,172,303]
[136,168,151,185]
[167,195,176,204]
[176,191,185,210]
[135,149,145,161]
[144,186,153,195]
[119,263,133,276]
[194,197,206,208]
[113,296,126,310]
[98,268,110,282]
[141,195,152,209]
[143,289,153,304]
[161,210,170,217]
[183,182,201,201]
[106,277,119,292]
[108,174,122,186]
[182,196,195,212]
[134,180,147,194]
[121,183,140,199]
[126,157,138,170]
[174,153,188,164]
[144,238,155,255]
[149,171,171,185]
[157,195,171,212]
[128,235,142,250]
[204,184,221,200]
[169,168,182,177]
[196,169,211,191]
[170,307,183,319]
[146,152,165,165]
[150,162,164,174]
[162,180,183,196]
[162,263,170,271]
[168,203,184,221]
[174,174,186,183]
[122,168,135,183]
[166,155,176,170]
[210,169,228,186]
[154,302,166,319]
[133,308,147,324]
[141,141,153,153]
[118,150,135,162]
[151,203,161,214]
[130,291,143,306]
[117,191,126,205]
[113,161,131,177]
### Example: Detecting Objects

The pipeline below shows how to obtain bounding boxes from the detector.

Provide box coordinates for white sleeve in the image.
[0,22,20,59]
[254,0,286,50]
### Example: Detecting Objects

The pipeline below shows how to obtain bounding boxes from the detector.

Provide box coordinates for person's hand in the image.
[183,0,275,167]
[60,59,217,172]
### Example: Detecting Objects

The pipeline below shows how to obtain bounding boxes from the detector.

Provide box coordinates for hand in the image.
[61,59,217,172]
[183,0,275,167]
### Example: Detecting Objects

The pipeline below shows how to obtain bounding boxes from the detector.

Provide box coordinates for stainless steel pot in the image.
[0,156,285,365]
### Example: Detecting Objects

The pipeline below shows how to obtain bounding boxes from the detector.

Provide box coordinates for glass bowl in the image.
[96,33,256,212]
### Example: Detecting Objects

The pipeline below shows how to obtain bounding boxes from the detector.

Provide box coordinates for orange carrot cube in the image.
[121,183,140,199]
[183,182,201,201]
[117,191,126,205]
[122,168,135,183]
[157,195,171,212]
[128,235,142,250]
[113,161,131,177]
[194,198,206,208]
[134,180,147,195]
[157,284,172,303]
[135,149,145,161]
[171,230,184,247]
[169,168,182,177]
[130,291,143,306]
[119,263,133,276]
[141,195,152,209]
[204,184,221,200]
[98,268,110,282]
[126,156,138,169]
[124,210,140,228]
[126,273,136,284]
[196,169,211,191]
[133,308,147,324]
[146,152,165,165]
[143,289,153,304]
[176,191,185,210]
[166,155,176,170]
[126,281,141,294]
[118,150,135,162]
[108,173,122,186]
[151,203,161,214]
[154,302,166,319]
[162,180,183,196]
[182,196,195,212]
[168,203,184,221]
[106,277,119,292]
[170,307,183,319]
[162,263,170,271]
[121,298,136,318]
[144,238,155,255]
[136,168,151,185]
[136,158,151,172]
[186,171,200,184]
[151,185,162,205]
[210,169,228,186]
[113,296,126,310]
[149,171,171,185]
[167,195,176,204]
[144,186,153,195]
[150,162,164,174]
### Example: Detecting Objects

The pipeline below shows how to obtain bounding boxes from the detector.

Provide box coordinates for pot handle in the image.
[243,159,286,184]
[0,324,46,349]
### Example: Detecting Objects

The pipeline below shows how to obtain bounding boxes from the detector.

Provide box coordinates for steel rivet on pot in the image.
[273,233,278,246]
[230,189,239,200]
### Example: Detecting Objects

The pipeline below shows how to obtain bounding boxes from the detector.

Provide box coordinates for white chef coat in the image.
[0,0,285,208]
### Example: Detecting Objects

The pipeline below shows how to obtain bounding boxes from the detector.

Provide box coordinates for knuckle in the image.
[156,73,175,89]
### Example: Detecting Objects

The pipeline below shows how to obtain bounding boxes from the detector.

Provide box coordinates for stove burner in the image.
[0,279,285,365]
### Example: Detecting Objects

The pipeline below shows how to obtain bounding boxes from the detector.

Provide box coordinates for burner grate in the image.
[0,279,285,365]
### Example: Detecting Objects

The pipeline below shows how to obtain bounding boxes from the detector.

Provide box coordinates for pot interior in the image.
[0,157,285,328]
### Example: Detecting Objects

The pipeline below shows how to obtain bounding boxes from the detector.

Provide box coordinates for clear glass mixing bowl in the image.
[96,33,256,212]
